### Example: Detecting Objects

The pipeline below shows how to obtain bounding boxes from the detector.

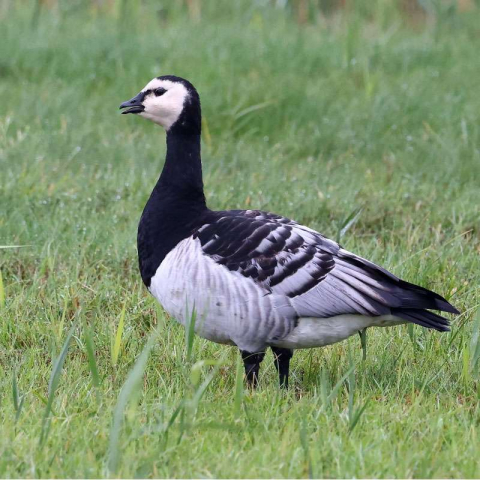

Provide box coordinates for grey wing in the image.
[290,247,457,328]
[195,209,459,331]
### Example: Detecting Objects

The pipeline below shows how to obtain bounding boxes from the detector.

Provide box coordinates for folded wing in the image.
[194,209,458,331]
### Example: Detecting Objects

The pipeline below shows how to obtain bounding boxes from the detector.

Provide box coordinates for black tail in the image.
[392,308,453,332]
[396,278,460,315]
[335,250,460,332]
[392,278,459,332]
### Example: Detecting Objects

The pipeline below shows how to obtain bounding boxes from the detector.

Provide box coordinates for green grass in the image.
[1,1,480,477]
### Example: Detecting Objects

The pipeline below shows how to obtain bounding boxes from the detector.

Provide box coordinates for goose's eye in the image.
[154,88,167,97]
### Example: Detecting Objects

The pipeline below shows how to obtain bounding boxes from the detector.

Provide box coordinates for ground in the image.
[1,1,480,478]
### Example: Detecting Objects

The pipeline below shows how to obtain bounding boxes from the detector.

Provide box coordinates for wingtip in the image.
[436,323,451,332]
[435,299,460,315]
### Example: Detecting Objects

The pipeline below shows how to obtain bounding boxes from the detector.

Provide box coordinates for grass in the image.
[1,1,480,477]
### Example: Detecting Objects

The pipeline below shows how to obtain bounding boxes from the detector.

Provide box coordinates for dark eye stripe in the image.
[154,87,167,96]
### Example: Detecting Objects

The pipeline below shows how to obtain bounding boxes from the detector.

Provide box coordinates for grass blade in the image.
[0,269,4,309]
[326,364,356,404]
[348,348,356,421]
[470,309,480,376]
[234,353,244,417]
[84,322,100,389]
[108,332,157,474]
[201,116,212,149]
[233,100,275,121]
[349,399,370,434]
[299,415,313,478]
[336,206,363,243]
[12,371,19,412]
[191,357,225,410]
[12,369,25,423]
[346,348,369,434]
[185,306,197,362]
[462,345,471,387]
[407,323,415,345]
[111,302,126,367]
[39,319,78,446]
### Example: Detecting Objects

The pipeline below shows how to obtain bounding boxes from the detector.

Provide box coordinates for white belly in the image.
[271,315,404,349]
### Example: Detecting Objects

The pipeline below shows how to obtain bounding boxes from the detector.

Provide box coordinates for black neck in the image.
[137,131,208,286]
[158,133,205,203]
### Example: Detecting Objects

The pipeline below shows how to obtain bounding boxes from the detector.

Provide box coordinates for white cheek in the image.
[138,110,164,126]
[146,97,183,129]
[140,82,189,130]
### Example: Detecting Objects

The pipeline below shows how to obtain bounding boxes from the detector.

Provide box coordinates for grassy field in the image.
[1,1,480,477]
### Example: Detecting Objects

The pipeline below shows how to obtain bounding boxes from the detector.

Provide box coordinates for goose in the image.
[119,75,459,388]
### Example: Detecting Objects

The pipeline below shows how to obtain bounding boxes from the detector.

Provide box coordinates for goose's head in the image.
[119,75,201,134]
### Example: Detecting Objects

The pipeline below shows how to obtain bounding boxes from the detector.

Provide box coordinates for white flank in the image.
[149,237,298,352]
[272,315,404,349]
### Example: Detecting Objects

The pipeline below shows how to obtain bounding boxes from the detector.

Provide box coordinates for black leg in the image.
[271,346,293,388]
[240,350,265,388]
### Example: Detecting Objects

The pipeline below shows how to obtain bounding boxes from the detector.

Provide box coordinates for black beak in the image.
[119,92,145,114]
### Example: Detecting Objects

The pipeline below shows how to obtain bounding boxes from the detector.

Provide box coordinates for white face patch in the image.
[138,78,189,130]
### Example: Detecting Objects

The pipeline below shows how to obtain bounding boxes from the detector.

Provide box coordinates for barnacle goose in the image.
[120,75,459,388]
